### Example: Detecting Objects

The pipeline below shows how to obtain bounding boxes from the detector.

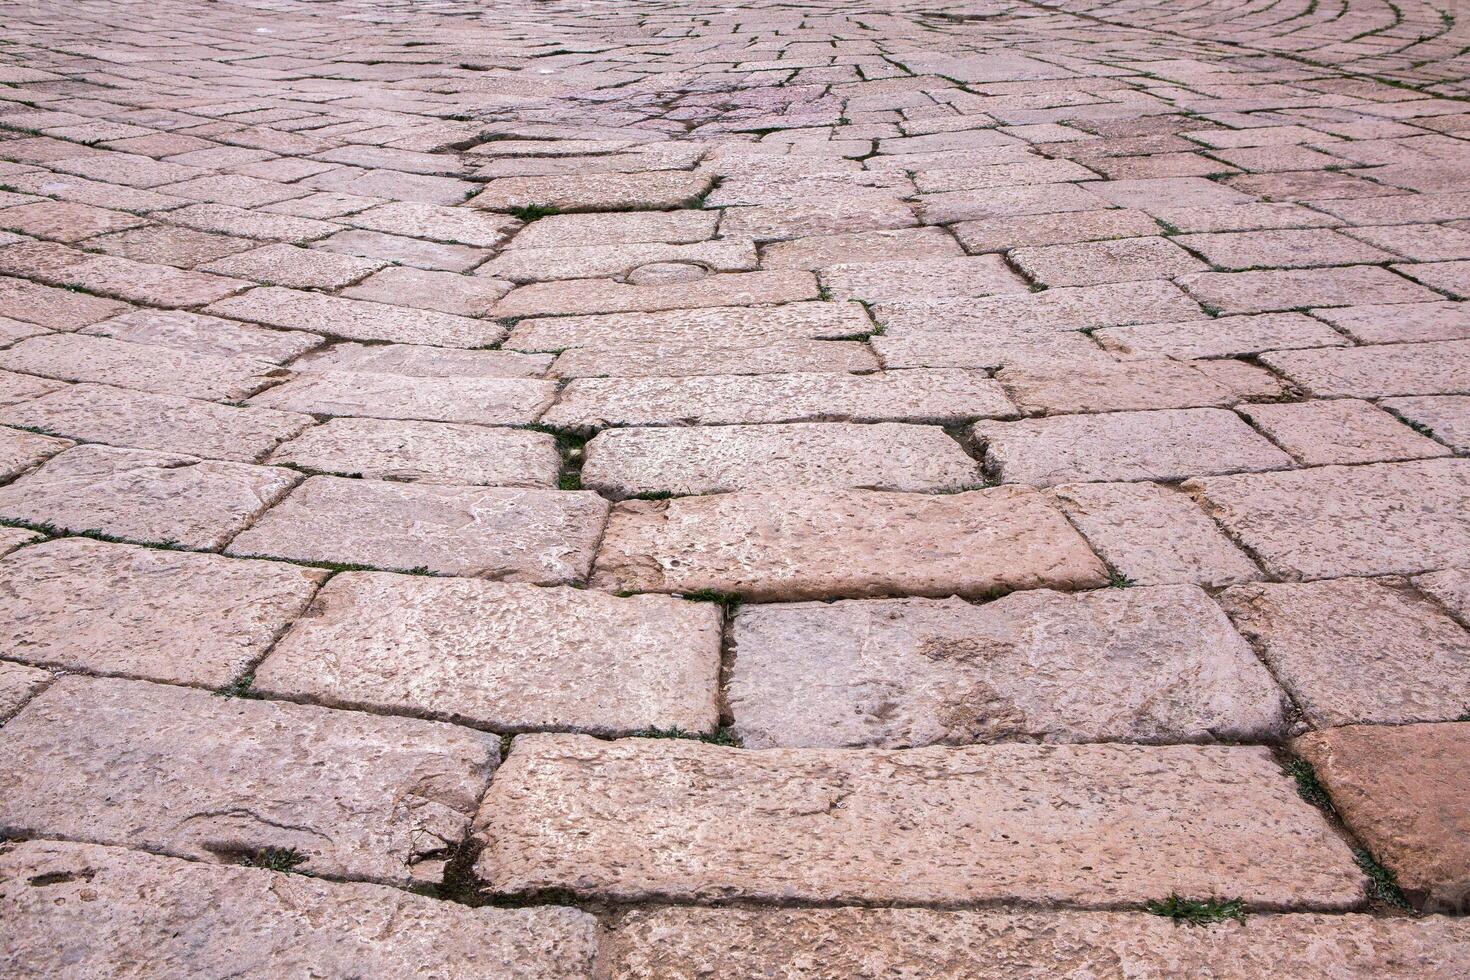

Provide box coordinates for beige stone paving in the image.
[3,0,1470,972]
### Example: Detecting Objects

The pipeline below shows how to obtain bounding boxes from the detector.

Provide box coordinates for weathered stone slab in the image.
[469,171,711,211]
[973,408,1290,486]
[1261,340,1470,398]
[1095,313,1348,359]
[1011,236,1207,286]
[544,370,1015,431]
[0,444,299,550]
[1416,567,1470,621]
[0,274,128,328]
[293,342,551,379]
[492,271,816,318]
[872,325,1114,370]
[1296,723,1470,913]
[207,287,507,348]
[346,200,520,247]
[1314,301,1470,344]
[729,585,1285,749]
[1186,459,1470,579]
[255,572,720,734]
[583,423,981,497]
[340,266,512,316]
[1242,398,1449,466]
[818,256,1029,304]
[229,476,607,582]
[0,527,42,557]
[600,908,1470,979]
[1180,266,1437,315]
[507,209,716,248]
[81,308,322,363]
[590,486,1106,600]
[473,734,1362,907]
[874,280,1203,336]
[1383,395,1470,452]
[0,676,497,887]
[481,239,756,282]
[0,426,72,481]
[507,302,872,351]
[1050,481,1262,587]
[269,418,559,487]
[760,226,961,270]
[1218,578,1470,728]
[0,538,324,687]
[0,662,50,722]
[549,340,876,378]
[997,359,1255,415]
[248,371,555,425]
[0,334,286,402]
[0,384,313,462]
[0,840,599,980]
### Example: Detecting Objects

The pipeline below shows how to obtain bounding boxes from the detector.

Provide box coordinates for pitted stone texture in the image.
[481,239,756,282]
[600,908,1470,979]
[0,662,50,722]
[729,585,1285,749]
[545,371,1014,431]
[248,371,555,425]
[874,281,1203,337]
[590,486,1107,601]
[0,427,72,481]
[997,359,1258,415]
[207,287,507,348]
[1262,340,1470,398]
[81,309,321,364]
[1242,399,1450,466]
[269,418,559,487]
[0,840,599,980]
[0,444,298,550]
[473,734,1362,907]
[1010,237,1207,286]
[549,340,876,378]
[0,384,312,462]
[1186,459,1470,580]
[346,201,519,248]
[340,266,512,316]
[818,256,1029,304]
[1051,481,1262,588]
[492,271,816,318]
[0,676,497,887]
[1095,313,1349,360]
[0,538,322,687]
[1218,578,1470,728]
[0,275,127,329]
[1382,396,1470,453]
[973,408,1290,486]
[507,210,715,248]
[229,476,607,582]
[469,171,712,211]
[718,196,918,241]
[293,342,551,379]
[760,226,961,270]
[583,423,981,497]
[1416,567,1470,621]
[199,242,385,290]
[255,571,720,735]
[1295,724,1470,913]
[0,527,42,557]
[1315,302,1470,344]
[1179,266,1438,314]
[952,208,1162,252]
[507,302,872,350]
[0,334,285,402]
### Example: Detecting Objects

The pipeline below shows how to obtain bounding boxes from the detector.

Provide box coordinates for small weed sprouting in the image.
[628,725,742,747]
[509,203,560,223]
[498,733,514,758]
[241,847,308,874]
[1106,570,1137,589]
[679,588,742,612]
[215,672,259,699]
[1145,895,1247,927]
[1355,849,1414,911]
[816,284,834,301]
[1403,419,1437,439]
[1285,758,1335,814]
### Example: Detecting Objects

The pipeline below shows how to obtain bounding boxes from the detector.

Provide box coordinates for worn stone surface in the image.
[1095,313,1348,359]
[591,486,1107,600]
[506,302,872,350]
[0,662,50,722]
[600,908,1470,979]
[1218,578,1470,728]
[0,538,323,687]
[0,333,286,402]
[1416,567,1470,621]
[1187,459,1470,579]
[0,840,599,980]
[255,571,720,735]
[293,342,551,379]
[474,734,1362,907]
[248,371,555,425]
[549,340,876,378]
[1241,398,1450,465]
[81,308,322,363]
[229,476,608,581]
[583,423,981,497]
[0,444,299,549]
[1262,340,1470,398]
[207,287,507,348]
[996,359,1254,415]
[1383,395,1470,452]
[269,418,560,486]
[1296,723,1470,913]
[0,426,73,481]
[729,585,1285,749]
[0,675,498,886]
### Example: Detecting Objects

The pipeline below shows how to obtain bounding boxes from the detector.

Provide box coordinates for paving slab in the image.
[254,571,720,734]
[996,359,1256,415]
[1382,395,1470,452]
[1261,340,1470,397]
[80,308,322,363]
[248,371,555,425]
[473,734,1362,907]
[0,840,599,980]
[207,287,507,348]
[548,340,876,378]
[0,333,286,402]
[0,662,50,722]
[506,302,873,350]
[0,675,497,887]
[1241,398,1450,465]
[293,342,550,378]
[269,418,559,486]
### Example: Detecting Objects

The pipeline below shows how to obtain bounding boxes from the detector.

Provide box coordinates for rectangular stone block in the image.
[0,334,286,403]
[996,359,1255,415]
[207,287,507,348]
[1261,340,1470,398]
[549,340,876,378]
[589,486,1107,601]
[248,371,555,426]
[82,308,322,363]
[0,676,497,887]
[492,271,816,318]
[0,840,598,980]
[229,476,608,582]
[473,734,1362,907]
[254,571,720,735]
[506,302,873,351]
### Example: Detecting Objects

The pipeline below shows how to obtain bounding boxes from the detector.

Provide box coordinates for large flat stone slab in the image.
[0,444,299,550]
[0,538,324,687]
[1261,340,1470,398]
[600,908,1470,979]
[248,371,556,425]
[207,287,507,348]
[0,840,598,980]
[228,476,608,582]
[506,302,872,350]
[0,333,285,402]
[473,734,1363,907]
[0,675,498,887]
[582,423,981,497]
[1295,723,1470,913]
[254,571,720,734]
[996,359,1256,415]
[0,662,50,723]
[548,340,876,378]
[973,408,1291,486]
[0,427,72,481]
[728,585,1286,749]
[1217,578,1470,728]
[590,487,1107,601]
[1186,459,1470,579]
[543,370,1015,431]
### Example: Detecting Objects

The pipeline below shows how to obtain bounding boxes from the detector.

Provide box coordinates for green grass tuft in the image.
[1355,849,1414,911]
[1145,895,1247,926]
[1285,758,1335,813]
[509,203,560,222]
[240,847,308,873]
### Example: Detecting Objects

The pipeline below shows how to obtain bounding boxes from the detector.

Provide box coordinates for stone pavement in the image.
[2,0,1470,974]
